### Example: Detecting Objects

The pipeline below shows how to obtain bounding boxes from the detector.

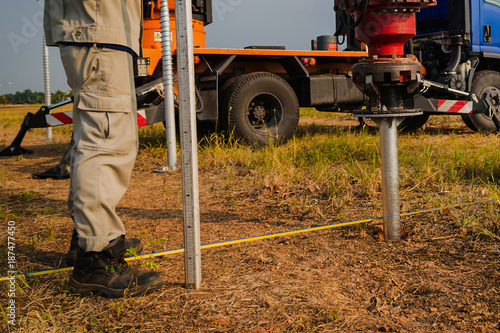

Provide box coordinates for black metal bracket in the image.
[0,98,73,157]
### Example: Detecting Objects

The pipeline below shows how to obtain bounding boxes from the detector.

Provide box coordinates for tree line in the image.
[0,89,73,105]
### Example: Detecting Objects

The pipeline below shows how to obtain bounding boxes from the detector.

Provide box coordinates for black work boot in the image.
[32,163,70,180]
[69,236,163,298]
[66,229,144,266]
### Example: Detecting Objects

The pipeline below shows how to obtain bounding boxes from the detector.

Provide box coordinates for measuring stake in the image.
[175,0,202,289]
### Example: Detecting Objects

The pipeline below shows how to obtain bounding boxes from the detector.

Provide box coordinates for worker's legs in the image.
[70,108,137,251]
[61,45,138,252]
[60,45,161,297]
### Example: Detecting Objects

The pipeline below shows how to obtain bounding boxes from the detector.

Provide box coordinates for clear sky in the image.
[0,0,336,95]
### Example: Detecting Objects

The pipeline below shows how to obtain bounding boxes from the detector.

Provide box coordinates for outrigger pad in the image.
[0,145,33,156]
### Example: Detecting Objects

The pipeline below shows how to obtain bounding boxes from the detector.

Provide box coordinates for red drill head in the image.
[335,0,436,57]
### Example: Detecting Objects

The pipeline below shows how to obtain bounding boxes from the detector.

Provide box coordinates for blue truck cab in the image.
[473,0,500,54]
[415,0,500,131]
[417,0,500,53]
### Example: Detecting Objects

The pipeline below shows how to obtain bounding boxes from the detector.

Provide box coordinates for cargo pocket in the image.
[78,91,133,112]
[78,111,110,151]
[77,48,135,112]
[77,110,135,155]
[100,112,137,155]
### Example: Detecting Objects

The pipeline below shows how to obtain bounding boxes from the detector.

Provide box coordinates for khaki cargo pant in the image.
[59,45,138,252]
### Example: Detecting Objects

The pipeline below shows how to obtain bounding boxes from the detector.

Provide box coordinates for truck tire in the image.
[468,70,500,132]
[218,74,250,131]
[460,114,478,132]
[224,72,300,145]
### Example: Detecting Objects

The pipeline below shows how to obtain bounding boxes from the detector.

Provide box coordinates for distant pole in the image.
[175,0,201,289]
[43,35,52,142]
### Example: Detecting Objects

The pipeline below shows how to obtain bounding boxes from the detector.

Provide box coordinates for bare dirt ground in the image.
[1,106,500,332]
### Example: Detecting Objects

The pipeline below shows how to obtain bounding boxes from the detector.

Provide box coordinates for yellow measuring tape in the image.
[1,198,498,282]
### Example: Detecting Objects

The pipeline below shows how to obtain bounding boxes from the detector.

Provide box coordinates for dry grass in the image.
[1,106,500,332]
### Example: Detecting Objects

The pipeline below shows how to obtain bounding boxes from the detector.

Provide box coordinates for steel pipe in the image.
[378,117,401,241]
[161,0,178,171]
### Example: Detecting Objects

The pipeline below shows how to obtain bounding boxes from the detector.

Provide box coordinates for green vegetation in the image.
[10,190,40,202]
[136,111,500,237]
[0,89,73,105]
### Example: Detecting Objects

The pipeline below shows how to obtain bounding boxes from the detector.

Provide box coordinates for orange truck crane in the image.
[138,0,367,145]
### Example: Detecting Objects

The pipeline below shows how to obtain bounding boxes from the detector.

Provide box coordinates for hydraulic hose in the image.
[442,36,463,75]
[339,0,370,30]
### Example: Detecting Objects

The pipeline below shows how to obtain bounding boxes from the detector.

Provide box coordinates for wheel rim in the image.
[245,92,284,133]
[479,87,500,119]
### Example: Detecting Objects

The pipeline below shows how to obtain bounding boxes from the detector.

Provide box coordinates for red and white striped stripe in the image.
[45,110,149,127]
[437,100,472,114]
[46,112,73,127]
[137,109,147,127]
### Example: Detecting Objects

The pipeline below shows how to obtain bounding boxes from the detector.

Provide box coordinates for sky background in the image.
[0,0,336,95]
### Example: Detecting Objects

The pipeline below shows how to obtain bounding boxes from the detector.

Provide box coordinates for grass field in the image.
[1,105,500,332]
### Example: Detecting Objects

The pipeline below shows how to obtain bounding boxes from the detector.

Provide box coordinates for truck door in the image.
[479,0,500,53]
